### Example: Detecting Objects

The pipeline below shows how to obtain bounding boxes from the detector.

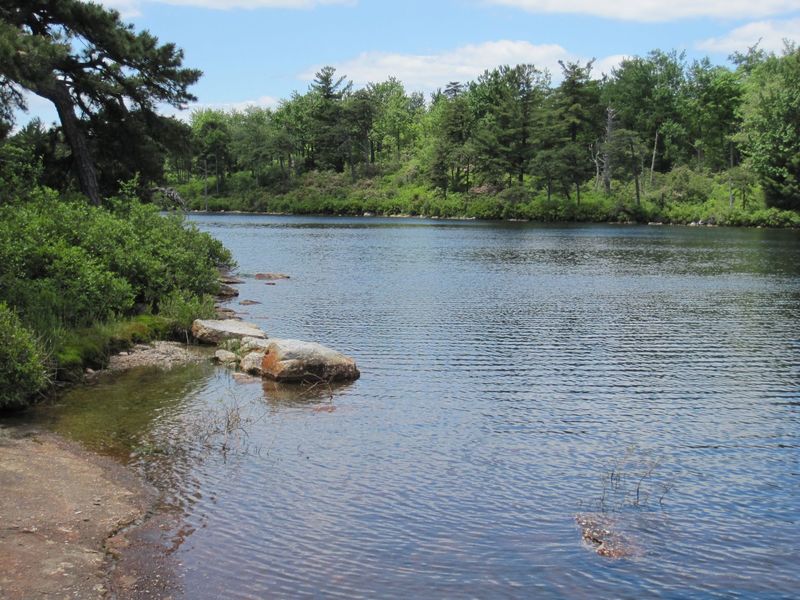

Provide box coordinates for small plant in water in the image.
[576,446,675,559]
[191,392,259,457]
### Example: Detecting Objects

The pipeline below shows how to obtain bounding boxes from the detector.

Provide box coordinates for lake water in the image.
[32,216,800,598]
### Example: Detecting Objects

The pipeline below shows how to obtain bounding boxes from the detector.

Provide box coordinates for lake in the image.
[33,216,800,598]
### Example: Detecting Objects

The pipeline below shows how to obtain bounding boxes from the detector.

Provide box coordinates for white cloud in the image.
[300,41,622,91]
[99,0,353,17]
[99,0,143,17]
[486,0,800,22]
[593,54,628,77]
[156,0,353,7]
[696,18,800,53]
[160,95,280,120]
[205,95,281,112]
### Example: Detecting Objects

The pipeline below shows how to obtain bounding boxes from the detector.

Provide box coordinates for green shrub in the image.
[158,290,216,337]
[0,303,47,409]
[0,193,234,385]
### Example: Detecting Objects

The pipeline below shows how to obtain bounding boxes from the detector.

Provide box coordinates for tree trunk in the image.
[40,82,101,205]
[603,107,615,195]
[630,139,641,206]
[650,129,659,187]
[728,142,735,209]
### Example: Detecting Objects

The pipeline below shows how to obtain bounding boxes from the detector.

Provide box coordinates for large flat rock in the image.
[191,319,266,345]
[261,339,360,383]
[0,431,152,600]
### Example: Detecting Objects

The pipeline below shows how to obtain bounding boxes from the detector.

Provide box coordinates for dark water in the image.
[33,217,800,598]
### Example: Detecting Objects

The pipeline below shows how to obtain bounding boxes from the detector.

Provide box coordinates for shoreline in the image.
[0,279,239,599]
[0,427,157,599]
[184,209,799,230]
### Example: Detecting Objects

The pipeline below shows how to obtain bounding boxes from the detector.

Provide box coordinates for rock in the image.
[219,273,245,285]
[191,319,266,345]
[260,339,360,383]
[255,273,290,281]
[217,284,240,298]
[214,349,238,365]
[240,351,266,376]
[215,306,238,319]
[239,299,261,306]
[241,336,270,353]
[575,513,638,559]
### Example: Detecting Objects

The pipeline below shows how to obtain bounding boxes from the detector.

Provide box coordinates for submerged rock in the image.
[254,273,290,281]
[191,319,267,345]
[260,339,360,383]
[215,306,238,319]
[575,513,638,559]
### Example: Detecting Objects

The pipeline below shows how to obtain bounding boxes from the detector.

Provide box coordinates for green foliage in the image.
[0,0,201,203]
[0,133,43,201]
[0,192,233,399]
[0,303,48,409]
[738,46,800,209]
[650,166,716,205]
[158,290,216,337]
[0,195,231,328]
[53,315,172,382]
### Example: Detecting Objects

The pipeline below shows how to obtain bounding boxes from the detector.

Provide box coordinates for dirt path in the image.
[0,427,155,599]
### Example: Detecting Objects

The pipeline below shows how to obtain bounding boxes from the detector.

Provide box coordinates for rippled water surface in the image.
[35,217,800,598]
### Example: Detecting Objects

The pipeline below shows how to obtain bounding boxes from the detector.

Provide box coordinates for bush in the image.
[0,303,47,409]
[0,193,234,395]
[158,290,216,337]
[0,195,232,328]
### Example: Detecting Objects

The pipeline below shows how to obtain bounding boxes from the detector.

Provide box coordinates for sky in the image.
[19,0,800,123]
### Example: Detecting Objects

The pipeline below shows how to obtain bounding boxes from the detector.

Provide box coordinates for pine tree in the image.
[0,0,200,204]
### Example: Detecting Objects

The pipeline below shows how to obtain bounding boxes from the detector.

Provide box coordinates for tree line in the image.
[172,47,799,215]
[1,1,799,218]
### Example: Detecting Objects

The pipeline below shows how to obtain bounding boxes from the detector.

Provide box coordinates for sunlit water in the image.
[29,217,800,598]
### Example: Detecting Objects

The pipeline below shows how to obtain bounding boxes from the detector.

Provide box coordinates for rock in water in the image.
[260,339,360,383]
[217,284,240,298]
[254,273,290,281]
[214,349,239,365]
[191,319,266,345]
[241,336,270,353]
[240,351,266,376]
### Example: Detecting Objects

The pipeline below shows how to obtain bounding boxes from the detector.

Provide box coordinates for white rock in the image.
[191,319,266,345]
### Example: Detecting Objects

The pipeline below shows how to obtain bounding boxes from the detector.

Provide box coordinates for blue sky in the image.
[21,0,800,122]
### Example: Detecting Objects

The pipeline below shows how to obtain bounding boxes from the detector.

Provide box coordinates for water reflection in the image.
[260,379,356,407]
[19,218,800,598]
